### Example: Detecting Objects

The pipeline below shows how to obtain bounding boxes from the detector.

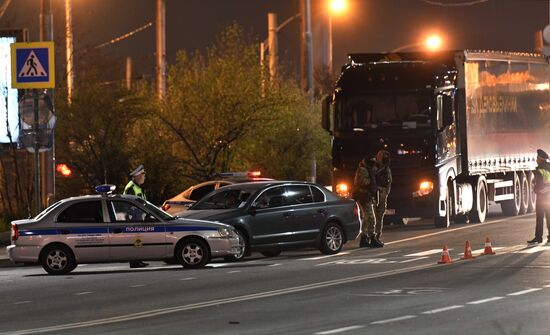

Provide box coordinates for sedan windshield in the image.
[192,188,253,210]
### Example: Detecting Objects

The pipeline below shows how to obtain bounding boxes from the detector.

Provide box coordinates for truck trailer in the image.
[322,50,550,227]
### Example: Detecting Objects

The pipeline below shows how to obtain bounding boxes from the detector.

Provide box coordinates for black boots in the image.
[527,237,542,244]
[359,234,385,248]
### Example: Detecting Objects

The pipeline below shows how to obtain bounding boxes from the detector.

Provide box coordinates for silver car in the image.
[7,191,241,275]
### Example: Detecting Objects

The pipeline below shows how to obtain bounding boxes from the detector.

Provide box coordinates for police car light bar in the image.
[95,184,116,195]
[219,171,262,178]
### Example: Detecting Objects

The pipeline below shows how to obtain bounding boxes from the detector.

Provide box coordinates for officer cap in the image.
[537,149,549,160]
[130,165,145,177]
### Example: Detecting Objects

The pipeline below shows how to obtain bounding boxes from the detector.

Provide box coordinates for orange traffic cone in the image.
[460,240,476,260]
[481,237,496,255]
[437,245,453,264]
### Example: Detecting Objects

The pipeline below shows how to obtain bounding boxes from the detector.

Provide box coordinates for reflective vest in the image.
[538,167,550,184]
[123,180,146,200]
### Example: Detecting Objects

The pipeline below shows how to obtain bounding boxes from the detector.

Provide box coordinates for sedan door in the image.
[107,200,167,261]
[247,186,295,247]
[283,185,327,243]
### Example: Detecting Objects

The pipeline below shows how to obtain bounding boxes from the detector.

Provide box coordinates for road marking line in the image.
[269,263,281,267]
[421,305,463,314]
[227,270,241,274]
[74,292,92,296]
[465,247,504,255]
[13,301,31,305]
[544,284,550,288]
[370,315,417,324]
[314,325,365,334]
[467,297,505,304]
[405,249,446,257]
[507,288,543,296]
[300,252,350,260]
[0,264,435,335]
[514,246,550,254]
[130,285,146,288]
[179,277,195,281]
[399,257,429,263]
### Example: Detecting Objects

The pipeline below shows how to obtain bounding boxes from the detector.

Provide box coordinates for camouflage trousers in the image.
[357,197,377,237]
[374,187,390,236]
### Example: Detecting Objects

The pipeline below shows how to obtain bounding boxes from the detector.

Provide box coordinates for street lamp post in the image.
[391,35,443,52]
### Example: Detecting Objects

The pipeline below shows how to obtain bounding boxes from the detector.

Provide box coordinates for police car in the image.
[7,185,241,275]
[161,171,273,214]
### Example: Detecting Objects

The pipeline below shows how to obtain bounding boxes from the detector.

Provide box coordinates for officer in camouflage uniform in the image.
[354,157,382,248]
[374,150,392,247]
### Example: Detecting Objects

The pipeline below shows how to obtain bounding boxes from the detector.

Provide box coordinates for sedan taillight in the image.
[161,203,171,211]
[11,223,19,242]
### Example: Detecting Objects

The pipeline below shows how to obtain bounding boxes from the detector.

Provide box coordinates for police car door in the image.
[55,200,110,262]
[107,200,166,261]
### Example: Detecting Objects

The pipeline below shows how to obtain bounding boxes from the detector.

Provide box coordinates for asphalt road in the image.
[1,207,549,335]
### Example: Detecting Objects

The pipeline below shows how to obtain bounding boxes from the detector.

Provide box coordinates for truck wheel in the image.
[527,171,536,213]
[518,172,529,214]
[501,173,521,216]
[434,187,451,228]
[471,177,488,223]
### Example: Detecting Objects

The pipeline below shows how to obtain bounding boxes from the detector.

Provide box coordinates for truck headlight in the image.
[335,182,350,198]
[412,180,434,198]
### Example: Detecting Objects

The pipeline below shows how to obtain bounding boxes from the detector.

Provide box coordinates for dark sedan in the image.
[177,181,360,260]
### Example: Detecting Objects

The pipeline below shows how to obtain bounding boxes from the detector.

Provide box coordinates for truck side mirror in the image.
[321,96,332,132]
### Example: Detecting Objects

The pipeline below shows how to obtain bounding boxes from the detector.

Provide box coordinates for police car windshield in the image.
[193,188,252,210]
[34,201,63,220]
[136,198,175,220]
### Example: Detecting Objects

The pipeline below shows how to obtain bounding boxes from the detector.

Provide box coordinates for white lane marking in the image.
[130,285,146,288]
[314,325,365,334]
[227,270,241,274]
[179,277,195,281]
[514,246,550,254]
[399,257,429,263]
[269,263,281,267]
[0,264,435,335]
[381,214,533,247]
[370,315,417,324]
[74,292,92,296]
[209,263,233,268]
[405,249,447,257]
[467,297,505,305]
[544,284,550,288]
[507,288,543,296]
[13,301,31,305]
[465,247,504,255]
[300,252,350,260]
[421,305,463,314]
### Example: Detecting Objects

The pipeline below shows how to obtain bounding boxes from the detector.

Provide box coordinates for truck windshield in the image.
[335,93,431,130]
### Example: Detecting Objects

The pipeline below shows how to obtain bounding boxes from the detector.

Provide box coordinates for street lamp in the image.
[321,0,348,81]
[391,34,444,52]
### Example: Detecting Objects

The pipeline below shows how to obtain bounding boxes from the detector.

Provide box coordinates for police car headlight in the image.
[217,228,234,238]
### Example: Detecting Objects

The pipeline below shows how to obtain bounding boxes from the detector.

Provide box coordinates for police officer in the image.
[124,164,149,268]
[124,165,146,200]
[354,156,382,248]
[528,149,550,244]
[374,150,392,247]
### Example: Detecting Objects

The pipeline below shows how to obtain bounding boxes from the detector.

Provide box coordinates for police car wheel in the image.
[320,222,344,255]
[40,245,76,275]
[176,238,211,269]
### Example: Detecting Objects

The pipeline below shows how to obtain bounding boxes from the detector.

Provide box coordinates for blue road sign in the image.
[11,41,55,89]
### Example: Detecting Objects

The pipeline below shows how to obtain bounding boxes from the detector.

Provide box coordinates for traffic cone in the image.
[481,237,496,255]
[460,240,476,260]
[437,245,453,264]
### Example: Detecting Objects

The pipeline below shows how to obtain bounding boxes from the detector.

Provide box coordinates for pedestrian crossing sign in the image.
[11,41,55,89]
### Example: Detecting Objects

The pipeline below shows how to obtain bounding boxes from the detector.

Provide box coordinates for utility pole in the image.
[300,0,314,101]
[65,0,74,105]
[156,0,166,99]
[126,56,132,90]
[268,13,278,79]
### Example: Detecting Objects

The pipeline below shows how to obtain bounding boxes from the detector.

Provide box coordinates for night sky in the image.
[1,0,549,79]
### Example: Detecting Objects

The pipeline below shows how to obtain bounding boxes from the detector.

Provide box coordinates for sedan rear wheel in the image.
[320,222,344,255]
[40,245,76,275]
[177,238,210,269]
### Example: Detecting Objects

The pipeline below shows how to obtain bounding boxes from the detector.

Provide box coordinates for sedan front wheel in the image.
[177,238,211,269]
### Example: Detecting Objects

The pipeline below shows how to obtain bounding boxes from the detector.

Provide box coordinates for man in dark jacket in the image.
[528,149,550,244]
[374,150,392,247]
[354,156,382,248]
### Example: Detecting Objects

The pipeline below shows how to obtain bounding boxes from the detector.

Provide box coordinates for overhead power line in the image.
[420,0,490,6]
[94,22,153,49]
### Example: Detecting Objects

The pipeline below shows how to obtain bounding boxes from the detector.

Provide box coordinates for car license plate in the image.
[385,209,395,215]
